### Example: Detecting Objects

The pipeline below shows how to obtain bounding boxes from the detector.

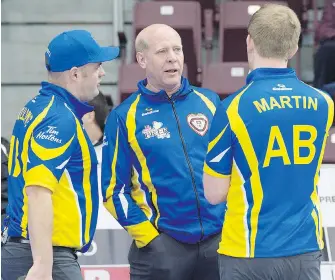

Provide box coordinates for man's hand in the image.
[24,263,53,280]
[143,234,165,253]
[203,173,230,205]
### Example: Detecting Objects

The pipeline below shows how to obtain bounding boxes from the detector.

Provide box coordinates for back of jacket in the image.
[205,68,334,257]
[102,77,225,247]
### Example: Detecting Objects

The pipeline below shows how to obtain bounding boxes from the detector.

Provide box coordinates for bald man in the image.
[101,24,225,280]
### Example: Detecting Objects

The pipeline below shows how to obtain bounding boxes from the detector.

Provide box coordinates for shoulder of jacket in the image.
[191,86,218,98]
[114,92,144,117]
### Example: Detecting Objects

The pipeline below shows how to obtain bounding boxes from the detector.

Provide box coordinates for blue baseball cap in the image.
[45,30,120,72]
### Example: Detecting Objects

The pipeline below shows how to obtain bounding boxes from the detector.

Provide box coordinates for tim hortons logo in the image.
[187,113,209,136]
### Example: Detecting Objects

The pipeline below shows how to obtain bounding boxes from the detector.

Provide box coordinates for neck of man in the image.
[146,81,181,97]
[252,55,288,70]
[48,76,82,101]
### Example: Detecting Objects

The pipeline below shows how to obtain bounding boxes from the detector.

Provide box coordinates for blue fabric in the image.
[206,67,334,257]
[101,77,226,244]
[45,30,119,72]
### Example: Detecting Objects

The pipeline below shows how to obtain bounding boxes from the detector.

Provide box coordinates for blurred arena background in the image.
[1,0,335,279]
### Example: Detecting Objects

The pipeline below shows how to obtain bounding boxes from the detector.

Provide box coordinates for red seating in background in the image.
[117,0,321,103]
[219,1,287,63]
[202,62,249,99]
[153,0,216,25]
[236,0,311,33]
[118,63,146,103]
[118,63,188,103]
[232,0,311,77]
[154,0,216,13]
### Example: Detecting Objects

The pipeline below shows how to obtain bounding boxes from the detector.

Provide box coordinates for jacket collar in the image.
[39,81,93,120]
[137,77,193,101]
[246,68,297,84]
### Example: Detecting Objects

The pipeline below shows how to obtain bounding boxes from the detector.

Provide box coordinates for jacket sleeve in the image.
[204,101,233,177]
[24,114,76,193]
[101,110,159,248]
[214,91,221,109]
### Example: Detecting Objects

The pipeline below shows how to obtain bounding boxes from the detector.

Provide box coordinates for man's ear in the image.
[136,52,146,69]
[69,67,79,81]
[246,34,254,53]
[288,45,298,60]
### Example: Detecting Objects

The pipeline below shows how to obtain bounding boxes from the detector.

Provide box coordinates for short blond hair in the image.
[248,3,301,60]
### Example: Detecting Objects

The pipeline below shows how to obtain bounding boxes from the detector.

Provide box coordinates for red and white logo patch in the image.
[187,114,209,136]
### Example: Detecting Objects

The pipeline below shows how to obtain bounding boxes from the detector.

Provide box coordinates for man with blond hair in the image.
[203,4,334,280]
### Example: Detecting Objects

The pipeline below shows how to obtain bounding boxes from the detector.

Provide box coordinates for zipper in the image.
[169,97,204,241]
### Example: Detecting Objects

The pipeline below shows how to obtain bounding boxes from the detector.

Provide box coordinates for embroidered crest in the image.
[187,114,208,136]
[142,121,171,139]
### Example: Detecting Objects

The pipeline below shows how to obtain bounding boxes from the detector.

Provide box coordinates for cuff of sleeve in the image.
[125,220,159,248]
[203,162,231,178]
[24,164,57,193]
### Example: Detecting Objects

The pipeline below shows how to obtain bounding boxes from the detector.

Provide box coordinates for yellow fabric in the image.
[21,97,55,237]
[219,162,249,256]
[203,162,231,178]
[207,124,228,153]
[30,134,74,161]
[310,87,334,250]
[193,90,216,115]
[51,170,82,249]
[126,95,160,227]
[125,220,160,248]
[74,118,93,245]
[105,127,120,219]
[24,164,58,193]
[222,83,263,258]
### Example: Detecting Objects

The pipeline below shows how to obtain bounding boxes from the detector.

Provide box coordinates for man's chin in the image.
[164,77,181,86]
[93,89,100,97]
[86,91,99,102]
[163,82,181,93]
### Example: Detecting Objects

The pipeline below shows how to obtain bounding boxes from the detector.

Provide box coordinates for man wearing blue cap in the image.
[1,30,119,280]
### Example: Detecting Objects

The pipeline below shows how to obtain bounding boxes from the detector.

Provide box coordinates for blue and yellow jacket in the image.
[6,82,99,252]
[205,68,334,258]
[101,77,225,247]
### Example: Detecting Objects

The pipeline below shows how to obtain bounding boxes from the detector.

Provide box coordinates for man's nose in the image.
[166,49,177,63]
[99,66,106,77]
